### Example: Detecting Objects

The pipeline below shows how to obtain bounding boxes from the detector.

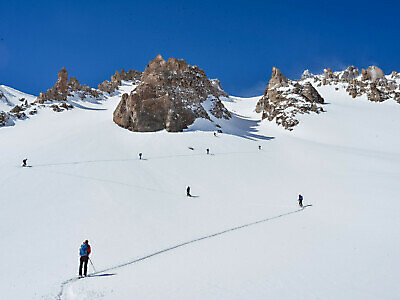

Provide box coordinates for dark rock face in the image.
[256,67,324,130]
[0,111,11,126]
[10,105,24,113]
[36,68,101,103]
[98,69,142,94]
[113,54,230,132]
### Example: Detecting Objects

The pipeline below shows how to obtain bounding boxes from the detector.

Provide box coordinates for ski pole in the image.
[89,257,96,273]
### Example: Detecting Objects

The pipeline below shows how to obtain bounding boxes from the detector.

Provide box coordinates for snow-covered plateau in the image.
[1,75,400,299]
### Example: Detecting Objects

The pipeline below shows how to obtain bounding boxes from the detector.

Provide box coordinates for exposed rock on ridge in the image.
[256,67,324,130]
[98,69,142,94]
[307,65,400,103]
[113,54,231,132]
[36,67,101,104]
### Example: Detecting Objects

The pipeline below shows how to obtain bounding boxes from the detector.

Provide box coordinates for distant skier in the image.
[206,148,210,155]
[139,152,143,160]
[298,194,303,208]
[22,158,27,167]
[186,186,191,197]
[258,145,262,150]
[79,240,91,277]
[213,132,217,137]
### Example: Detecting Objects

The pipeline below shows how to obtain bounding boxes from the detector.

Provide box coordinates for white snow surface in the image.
[1,81,400,299]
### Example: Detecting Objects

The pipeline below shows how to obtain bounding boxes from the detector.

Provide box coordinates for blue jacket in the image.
[80,243,88,256]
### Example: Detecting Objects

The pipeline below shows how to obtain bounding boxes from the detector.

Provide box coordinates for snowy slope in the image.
[0,84,36,111]
[0,81,399,300]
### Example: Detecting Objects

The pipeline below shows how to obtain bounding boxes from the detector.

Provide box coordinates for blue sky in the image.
[0,0,399,97]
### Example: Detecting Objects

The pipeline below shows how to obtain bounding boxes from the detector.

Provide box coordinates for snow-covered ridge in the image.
[301,65,400,103]
[2,63,400,131]
[255,65,400,131]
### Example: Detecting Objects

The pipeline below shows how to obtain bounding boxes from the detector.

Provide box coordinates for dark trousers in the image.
[79,256,89,276]
[299,200,303,207]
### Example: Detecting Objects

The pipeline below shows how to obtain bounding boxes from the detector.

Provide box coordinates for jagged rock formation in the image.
[256,67,324,130]
[340,66,360,82]
[36,67,101,104]
[98,69,142,94]
[113,54,231,132]
[307,65,399,103]
[361,66,385,82]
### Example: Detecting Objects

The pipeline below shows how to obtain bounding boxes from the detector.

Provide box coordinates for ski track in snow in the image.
[57,207,308,299]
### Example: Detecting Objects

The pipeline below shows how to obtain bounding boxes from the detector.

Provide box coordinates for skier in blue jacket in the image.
[79,240,91,277]
[298,194,303,208]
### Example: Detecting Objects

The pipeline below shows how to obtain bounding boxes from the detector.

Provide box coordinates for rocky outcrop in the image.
[361,66,386,82]
[98,69,142,94]
[313,65,399,103]
[390,71,400,79]
[340,66,360,82]
[256,67,324,130]
[36,68,101,103]
[0,111,11,126]
[36,68,68,102]
[113,54,230,132]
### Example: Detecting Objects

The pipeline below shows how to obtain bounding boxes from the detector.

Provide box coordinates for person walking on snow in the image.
[206,148,210,155]
[298,194,303,208]
[186,186,191,197]
[22,158,27,167]
[79,240,91,277]
[139,152,143,160]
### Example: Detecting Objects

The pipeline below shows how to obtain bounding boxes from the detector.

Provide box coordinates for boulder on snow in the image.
[0,111,11,126]
[10,105,24,113]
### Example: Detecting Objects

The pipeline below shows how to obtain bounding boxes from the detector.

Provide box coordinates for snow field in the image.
[0,82,399,299]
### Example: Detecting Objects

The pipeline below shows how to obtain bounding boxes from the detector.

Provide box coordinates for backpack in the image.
[80,243,88,256]
[299,195,303,201]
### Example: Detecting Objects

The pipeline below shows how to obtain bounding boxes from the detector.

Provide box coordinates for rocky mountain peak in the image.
[268,67,289,88]
[256,67,324,130]
[113,55,231,132]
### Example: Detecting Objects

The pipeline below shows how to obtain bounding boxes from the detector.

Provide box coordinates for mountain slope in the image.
[0,77,399,300]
